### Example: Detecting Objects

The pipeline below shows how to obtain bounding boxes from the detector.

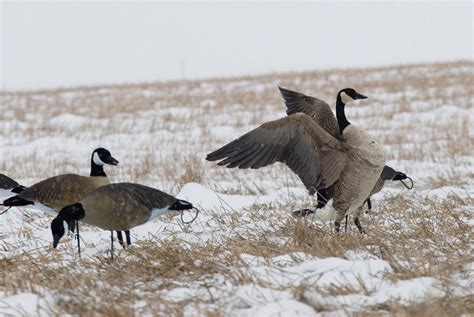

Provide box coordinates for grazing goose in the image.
[293,165,412,230]
[365,165,412,211]
[2,148,130,246]
[0,174,26,197]
[51,182,196,259]
[206,87,386,232]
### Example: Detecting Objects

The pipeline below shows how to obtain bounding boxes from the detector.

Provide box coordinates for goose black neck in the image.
[90,160,106,177]
[336,95,351,134]
[55,213,65,222]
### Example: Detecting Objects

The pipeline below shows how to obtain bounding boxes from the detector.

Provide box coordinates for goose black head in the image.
[391,170,413,189]
[392,171,408,181]
[338,88,368,105]
[381,166,408,182]
[90,148,119,177]
[92,148,119,166]
[51,203,85,248]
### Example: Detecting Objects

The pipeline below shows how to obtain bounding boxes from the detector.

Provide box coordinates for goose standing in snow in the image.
[293,165,413,231]
[207,87,386,232]
[365,165,413,211]
[51,182,197,259]
[278,87,412,228]
[2,148,130,246]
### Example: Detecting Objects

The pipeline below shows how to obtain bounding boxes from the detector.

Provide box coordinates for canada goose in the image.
[0,174,26,197]
[279,87,413,227]
[206,87,386,232]
[1,148,131,245]
[293,165,413,230]
[51,182,196,259]
[3,148,118,215]
[280,86,396,231]
[365,165,413,210]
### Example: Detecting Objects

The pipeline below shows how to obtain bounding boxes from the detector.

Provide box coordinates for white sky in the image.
[1,1,472,91]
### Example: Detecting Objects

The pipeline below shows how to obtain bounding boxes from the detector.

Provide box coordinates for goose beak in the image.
[53,234,61,248]
[356,93,368,100]
[104,156,119,166]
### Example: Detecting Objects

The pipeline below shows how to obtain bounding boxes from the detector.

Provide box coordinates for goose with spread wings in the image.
[279,87,411,230]
[206,87,386,232]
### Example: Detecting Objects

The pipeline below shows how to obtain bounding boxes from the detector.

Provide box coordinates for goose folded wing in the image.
[111,183,177,210]
[206,113,347,195]
[0,174,20,189]
[20,174,93,210]
[278,86,340,139]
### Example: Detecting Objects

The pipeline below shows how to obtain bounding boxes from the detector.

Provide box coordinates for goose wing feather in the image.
[279,86,340,139]
[206,113,347,194]
[19,174,107,210]
[0,174,19,190]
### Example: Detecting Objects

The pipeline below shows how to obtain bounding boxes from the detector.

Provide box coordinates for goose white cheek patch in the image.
[340,91,354,104]
[93,152,105,166]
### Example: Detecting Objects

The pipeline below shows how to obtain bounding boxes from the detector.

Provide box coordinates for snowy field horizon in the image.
[0,60,473,316]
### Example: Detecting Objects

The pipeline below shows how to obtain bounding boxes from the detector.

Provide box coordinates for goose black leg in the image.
[354,217,365,234]
[292,188,330,217]
[367,198,372,212]
[125,230,131,246]
[292,208,314,217]
[76,220,81,258]
[110,230,114,261]
[344,215,348,233]
[116,231,125,248]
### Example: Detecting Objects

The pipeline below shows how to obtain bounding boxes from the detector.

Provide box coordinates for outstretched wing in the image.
[279,86,340,139]
[206,113,347,194]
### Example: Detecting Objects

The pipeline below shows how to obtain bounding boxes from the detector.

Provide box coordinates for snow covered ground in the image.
[0,61,473,316]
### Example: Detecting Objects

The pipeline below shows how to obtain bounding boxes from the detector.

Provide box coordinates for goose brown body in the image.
[331,125,385,216]
[18,174,109,214]
[3,148,119,217]
[79,183,179,231]
[51,182,194,253]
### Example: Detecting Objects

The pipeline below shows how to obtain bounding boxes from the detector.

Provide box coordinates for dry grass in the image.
[0,60,473,315]
[2,195,471,315]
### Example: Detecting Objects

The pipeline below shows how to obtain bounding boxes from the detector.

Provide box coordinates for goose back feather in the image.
[279,86,340,139]
[18,174,109,212]
[79,183,180,231]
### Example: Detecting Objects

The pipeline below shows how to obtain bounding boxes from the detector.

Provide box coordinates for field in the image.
[0,60,473,316]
